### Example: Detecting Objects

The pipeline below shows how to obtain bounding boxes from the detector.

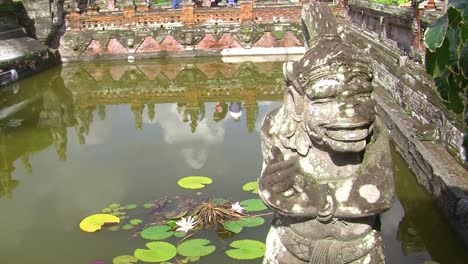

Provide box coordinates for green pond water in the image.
[0,59,467,264]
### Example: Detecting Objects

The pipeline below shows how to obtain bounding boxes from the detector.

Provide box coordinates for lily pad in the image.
[177,176,213,189]
[113,255,137,264]
[134,241,177,263]
[111,211,126,216]
[143,203,154,208]
[238,217,265,227]
[141,225,174,240]
[101,207,113,213]
[180,256,200,263]
[225,240,266,260]
[109,203,121,208]
[163,210,187,220]
[130,219,143,225]
[223,220,243,234]
[174,231,186,238]
[166,220,177,228]
[107,225,121,231]
[124,204,137,210]
[211,198,228,205]
[240,199,268,212]
[242,181,259,194]
[122,224,135,230]
[177,239,216,257]
[79,214,120,232]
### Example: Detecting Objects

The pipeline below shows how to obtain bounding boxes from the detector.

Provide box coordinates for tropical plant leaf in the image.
[240,199,268,212]
[113,255,137,264]
[447,6,462,28]
[447,71,464,113]
[242,181,259,194]
[424,15,449,52]
[79,214,120,232]
[426,38,450,78]
[177,239,216,257]
[460,44,468,78]
[140,225,174,240]
[223,220,243,233]
[134,241,177,263]
[225,240,266,260]
[130,219,143,225]
[177,176,213,189]
[237,217,265,227]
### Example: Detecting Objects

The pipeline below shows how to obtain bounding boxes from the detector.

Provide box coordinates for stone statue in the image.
[258,3,394,264]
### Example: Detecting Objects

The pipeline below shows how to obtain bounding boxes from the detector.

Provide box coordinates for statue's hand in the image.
[261,147,303,196]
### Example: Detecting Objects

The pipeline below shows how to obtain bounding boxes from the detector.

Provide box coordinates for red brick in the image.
[136,36,161,53]
[160,35,184,51]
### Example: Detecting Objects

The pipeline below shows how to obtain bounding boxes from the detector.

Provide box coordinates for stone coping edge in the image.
[375,87,468,248]
[61,47,306,62]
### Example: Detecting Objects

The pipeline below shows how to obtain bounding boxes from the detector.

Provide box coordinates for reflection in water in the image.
[0,60,467,264]
[0,60,284,199]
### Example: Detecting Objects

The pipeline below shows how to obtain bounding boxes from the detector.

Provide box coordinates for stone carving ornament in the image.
[259,3,394,264]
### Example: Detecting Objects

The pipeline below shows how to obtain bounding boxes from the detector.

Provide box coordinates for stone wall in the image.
[59,2,305,60]
[340,15,468,247]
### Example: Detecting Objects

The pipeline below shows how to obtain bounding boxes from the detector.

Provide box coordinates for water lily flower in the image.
[176,216,196,233]
[231,202,244,213]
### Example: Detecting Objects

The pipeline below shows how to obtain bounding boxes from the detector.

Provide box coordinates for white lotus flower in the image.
[230,202,244,213]
[176,216,196,233]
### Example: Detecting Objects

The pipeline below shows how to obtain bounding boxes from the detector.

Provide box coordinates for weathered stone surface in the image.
[253,32,276,48]
[108,65,129,81]
[259,3,394,264]
[107,38,127,54]
[276,31,302,47]
[374,87,468,248]
[159,35,184,51]
[136,36,161,53]
[83,39,104,56]
[217,33,242,49]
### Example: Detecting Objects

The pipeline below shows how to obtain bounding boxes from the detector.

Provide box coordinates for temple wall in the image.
[59,3,304,61]
[340,12,468,247]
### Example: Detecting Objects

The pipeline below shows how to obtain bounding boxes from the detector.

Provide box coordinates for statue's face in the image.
[304,72,375,153]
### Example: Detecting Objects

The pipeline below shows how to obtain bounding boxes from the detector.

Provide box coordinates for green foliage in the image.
[134,241,177,263]
[177,176,213,189]
[79,214,120,232]
[112,255,137,264]
[223,217,265,233]
[242,181,259,194]
[223,220,243,233]
[240,199,268,212]
[424,0,468,159]
[225,240,266,260]
[0,2,21,16]
[370,0,409,5]
[177,239,216,257]
[140,225,174,240]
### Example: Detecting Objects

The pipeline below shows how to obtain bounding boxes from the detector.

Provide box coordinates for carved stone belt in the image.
[278,226,381,264]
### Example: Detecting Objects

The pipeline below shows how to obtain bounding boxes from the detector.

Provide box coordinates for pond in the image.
[0,59,467,264]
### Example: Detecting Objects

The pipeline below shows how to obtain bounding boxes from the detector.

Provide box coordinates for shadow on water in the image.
[0,59,467,263]
[381,144,468,264]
